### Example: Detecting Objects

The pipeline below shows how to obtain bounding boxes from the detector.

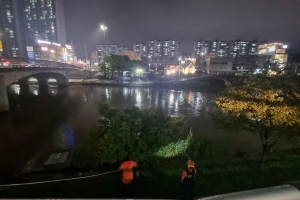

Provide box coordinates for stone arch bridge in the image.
[0,67,93,87]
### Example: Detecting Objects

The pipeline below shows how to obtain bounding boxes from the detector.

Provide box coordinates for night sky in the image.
[63,0,300,58]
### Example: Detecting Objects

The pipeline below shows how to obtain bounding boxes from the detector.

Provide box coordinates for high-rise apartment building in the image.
[193,39,260,58]
[0,0,66,58]
[229,40,250,58]
[0,0,26,57]
[97,44,128,61]
[162,40,179,57]
[133,43,147,57]
[248,39,259,55]
[192,40,211,57]
[147,40,162,57]
[23,0,66,45]
[218,41,230,58]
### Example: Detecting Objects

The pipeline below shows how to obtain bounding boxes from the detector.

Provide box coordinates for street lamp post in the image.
[100,25,107,43]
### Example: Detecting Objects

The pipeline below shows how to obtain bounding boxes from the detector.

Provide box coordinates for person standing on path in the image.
[181,160,197,200]
[119,155,138,198]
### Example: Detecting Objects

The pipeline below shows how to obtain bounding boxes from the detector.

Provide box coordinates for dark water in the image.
[0,85,260,182]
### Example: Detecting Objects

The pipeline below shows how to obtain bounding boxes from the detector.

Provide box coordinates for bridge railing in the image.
[0,56,84,70]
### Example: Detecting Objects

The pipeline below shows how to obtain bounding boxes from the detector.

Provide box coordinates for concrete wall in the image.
[0,75,9,112]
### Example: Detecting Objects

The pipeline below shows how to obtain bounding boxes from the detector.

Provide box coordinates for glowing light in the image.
[33,89,38,96]
[283,45,288,48]
[50,50,55,53]
[38,40,51,44]
[136,69,143,73]
[65,45,72,49]
[268,46,275,52]
[52,42,61,46]
[41,47,48,51]
[101,25,107,30]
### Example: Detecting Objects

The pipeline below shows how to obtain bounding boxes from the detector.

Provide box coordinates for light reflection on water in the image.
[7,85,212,150]
[84,86,211,117]
[5,85,260,156]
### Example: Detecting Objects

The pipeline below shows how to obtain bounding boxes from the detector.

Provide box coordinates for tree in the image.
[98,62,108,78]
[86,103,185,165]
[102,55,133,78]
[213,76,300,167]
[284,64,300,77]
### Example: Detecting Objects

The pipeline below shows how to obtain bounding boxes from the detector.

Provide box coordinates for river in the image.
[0,84,260,182]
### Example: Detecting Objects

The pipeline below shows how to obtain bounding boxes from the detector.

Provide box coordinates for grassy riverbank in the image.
[1,150,300,198]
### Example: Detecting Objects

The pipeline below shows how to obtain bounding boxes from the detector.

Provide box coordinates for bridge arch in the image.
[17,72,69,88]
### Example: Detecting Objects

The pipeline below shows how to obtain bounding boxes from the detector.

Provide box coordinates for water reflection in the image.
[6,85,215,152]
[91,86,211,117]
[48,87,58,95]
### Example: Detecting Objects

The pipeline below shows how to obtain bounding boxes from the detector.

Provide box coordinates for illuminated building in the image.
[133,43,147,57]
[30,39,74,63]
[162,40,179,57]
[97,44,128,61]
[23,0,66,45]
[0,0,66,58]
[192,40,211,57]
[147,40,162,57]
[193,39,260,58]
[257,42,288,67]
[165,58,196,75]
[149,56,178,69]
[0,0,26,57]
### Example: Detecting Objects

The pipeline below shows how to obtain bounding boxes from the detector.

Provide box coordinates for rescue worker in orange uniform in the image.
[119,155,137,198]
[181,160,197,200]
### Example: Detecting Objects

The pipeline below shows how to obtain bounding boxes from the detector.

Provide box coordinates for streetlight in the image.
[101,25,107,43]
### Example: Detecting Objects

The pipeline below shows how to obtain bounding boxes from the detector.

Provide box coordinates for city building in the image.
[228,40,250,58]
[197,54,234,74]
[193,39,260,58]
[23,0,66,46]
[29,39,74,63]
[149,56,179,70]
[147,40,162,57]
[248,40,259,55]
[217,41,230,58]
[0,0,66,58]
[257,42,288,67]
[162,40,179,57]
[119,50,141,61]
[0,0,26,57]
[91,51,98,65]
[97,44,128,61]
[192,40,211,58]
[133,43,147,57]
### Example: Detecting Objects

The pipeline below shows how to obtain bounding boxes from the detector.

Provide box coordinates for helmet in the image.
[187,160,195,168]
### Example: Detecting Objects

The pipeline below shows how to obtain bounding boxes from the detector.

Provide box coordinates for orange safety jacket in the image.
[119,160,137,184]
